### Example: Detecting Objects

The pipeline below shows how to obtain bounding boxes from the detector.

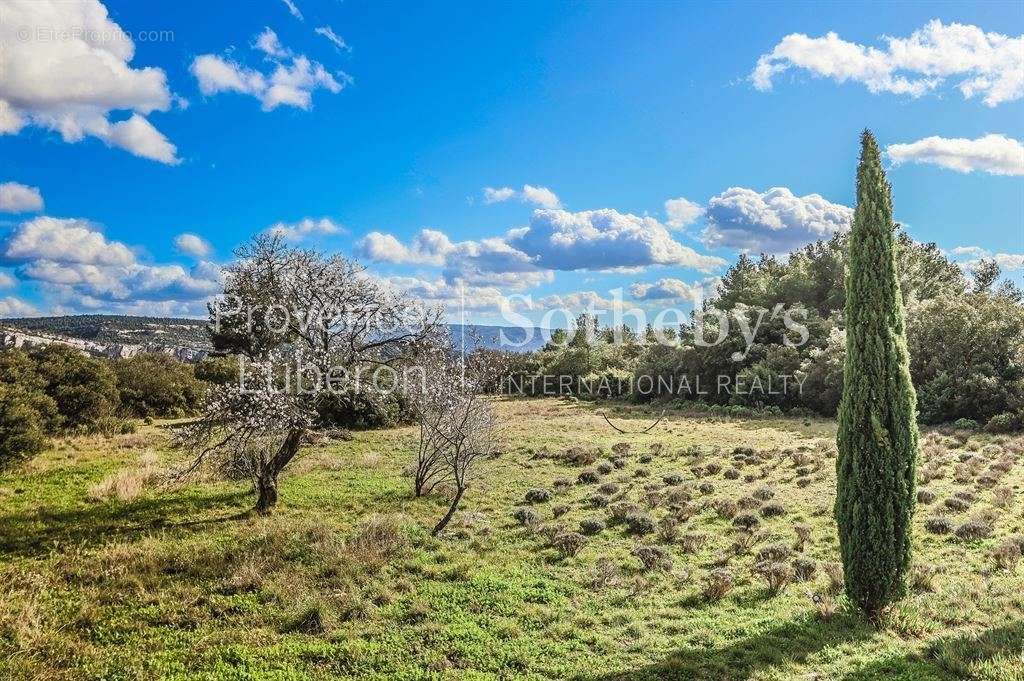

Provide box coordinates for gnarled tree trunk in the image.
[252,428,304,515]
[255,475,278,515]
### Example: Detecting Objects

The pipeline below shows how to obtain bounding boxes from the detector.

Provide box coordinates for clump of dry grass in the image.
[732,512,760,531]
[656,516,679,543]
[588,557,621,589]
[925,516,955,535]
[610,442,631,457]
[793,523,812,551]
[822,561,844,594]
[955,519,992,541]
[909,563,938,593]
[714,499,737,520]
[0,574,47,650]
[737,495,761,510]
[943,496,972,513]
[756,543,791,563]
[346,514,409,567]
[992,541,1021,571]
[87,452,165,502]
[991,486,1014,509]
[792,556,817,582]
[731,531,756,555]
[679,532,708,554]
[808,591,838,620]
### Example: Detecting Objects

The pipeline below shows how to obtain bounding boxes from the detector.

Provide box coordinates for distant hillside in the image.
[2,315,212,349]
[0,315,547,353]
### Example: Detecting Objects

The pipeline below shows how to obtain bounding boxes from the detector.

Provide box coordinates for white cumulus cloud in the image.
[887,134,1024,176]
[483,185,562,209]
[174,233,213,258]
[0,296,38,318]
[510,208,726,272]
[664,197,703,229]
[255,27,290,58]
[1,215,222,307]
[702,187,852,253]
[265,217,345,241]
[629,277,717,302]
[356,228,552,289]
[0,0,179,163]
[949,246,1024,273]
[356,229,451,266]
[536,290,614,311]
[752,20,1024,107]
[2,216,135,266]
[0,182,44,213]
[192,29,347,111]
[383,276,515,312]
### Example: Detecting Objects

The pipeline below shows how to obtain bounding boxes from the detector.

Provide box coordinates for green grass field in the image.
[1,397,1022,680]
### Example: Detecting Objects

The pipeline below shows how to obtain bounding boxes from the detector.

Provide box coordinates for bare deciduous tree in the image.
[410,341,504,536]
[178,234,442,514]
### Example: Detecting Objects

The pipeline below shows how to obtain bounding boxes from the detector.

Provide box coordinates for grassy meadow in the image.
[1,397,1022,680]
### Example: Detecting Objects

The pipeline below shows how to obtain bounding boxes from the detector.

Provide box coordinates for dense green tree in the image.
[907,291,1024,423]
[194,355,241,385]
[835,130,919,617]
[113,353,206,418]
[0,382,54,470]
[32,345,120,431]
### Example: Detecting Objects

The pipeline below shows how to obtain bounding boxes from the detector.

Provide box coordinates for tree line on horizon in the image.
[500,222,1023,433]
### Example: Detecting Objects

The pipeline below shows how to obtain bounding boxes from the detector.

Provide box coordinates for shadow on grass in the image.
[0,488,250,558]
[576,612,874,681]
[841,620,1024,681]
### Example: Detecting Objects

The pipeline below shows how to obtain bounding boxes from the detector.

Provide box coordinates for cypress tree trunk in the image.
[835,130,919,618]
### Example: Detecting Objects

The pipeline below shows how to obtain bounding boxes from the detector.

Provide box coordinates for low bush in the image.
[662,472,684,485]
[625,511,656,535]
[792,557,817,582]
[732,513,760,531]
[513,507,541,527]
[754,561,794,595]
[955,519,992,541]
[909,564,938,593]
[552,532,587,558]
[992,541,1021,571]
[525,488,552,503]
[656,516,680,543]
[925,516,955,535]
[703,569,734,601]
[632,545,672,572]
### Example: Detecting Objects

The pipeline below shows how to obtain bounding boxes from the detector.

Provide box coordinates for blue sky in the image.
[0,0,1021,323]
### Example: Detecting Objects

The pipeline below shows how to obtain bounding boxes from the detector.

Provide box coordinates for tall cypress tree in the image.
[835,130,919,617]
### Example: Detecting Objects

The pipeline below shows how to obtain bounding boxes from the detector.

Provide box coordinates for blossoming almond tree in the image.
[178,234,443,515]
[409,336,505,535]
